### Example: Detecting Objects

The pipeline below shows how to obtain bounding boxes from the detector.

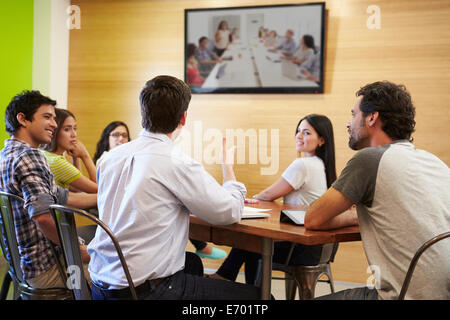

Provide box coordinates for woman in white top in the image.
[214,20,231,57]
[212,114,337,284]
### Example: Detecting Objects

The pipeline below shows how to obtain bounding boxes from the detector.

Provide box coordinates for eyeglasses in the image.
[110,132,129,139]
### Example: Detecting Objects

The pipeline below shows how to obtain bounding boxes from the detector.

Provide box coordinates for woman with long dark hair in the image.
[94,120,226,260]
[41,108,98,193]
[93,121,131,166]
[284,34,316,66]
[210,114,336,284]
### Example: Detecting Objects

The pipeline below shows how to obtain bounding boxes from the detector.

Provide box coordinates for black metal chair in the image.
[0,191,72,300]
[265,242,338,300]
[398,231,450,300]
[49,204,138,300]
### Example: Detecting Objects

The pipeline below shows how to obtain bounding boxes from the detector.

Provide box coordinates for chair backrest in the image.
[49,206,91,300]
[49,204,138,300]
[398,231,450,300]
[319,243,339,264]
[0,192,27,285]
[280,242,339,267]
[0,191,72,300]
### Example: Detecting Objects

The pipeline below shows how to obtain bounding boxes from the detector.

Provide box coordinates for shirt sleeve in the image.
[288,41,297,56]
[300,53,315,71]
[300,48,314,61]
[56,186,69,205]
[332,147,384,207]
[16,149,59,218]
[51,155,83,187]
[169,151,246,225]
[281,159,307,190]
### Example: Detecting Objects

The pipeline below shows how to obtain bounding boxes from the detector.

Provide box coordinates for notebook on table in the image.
[242,206,271,219]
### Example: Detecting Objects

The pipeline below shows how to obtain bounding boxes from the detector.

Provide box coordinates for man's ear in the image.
[16,112,28,128]
[367,111,380,127]
[179,111,187,126]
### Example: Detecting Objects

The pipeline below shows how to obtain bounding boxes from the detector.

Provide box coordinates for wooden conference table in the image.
[189,201,361,300]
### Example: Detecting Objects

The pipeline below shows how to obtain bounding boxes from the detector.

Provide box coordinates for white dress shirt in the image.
[88,130,246,289]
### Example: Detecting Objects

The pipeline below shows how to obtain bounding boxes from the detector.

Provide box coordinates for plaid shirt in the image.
[0,138,68,280]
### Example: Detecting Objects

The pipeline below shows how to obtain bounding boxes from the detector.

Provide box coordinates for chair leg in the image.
[13,280,20,300]
[0,272,12,300]
[294,264,336,299]
[295,268,319,300]
[325,264,335,293]
[284,275,297,300]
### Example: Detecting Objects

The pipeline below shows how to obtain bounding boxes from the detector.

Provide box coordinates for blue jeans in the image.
[91,252,261,300]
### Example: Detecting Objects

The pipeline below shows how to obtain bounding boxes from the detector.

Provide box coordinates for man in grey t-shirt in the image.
[304,81,450,300]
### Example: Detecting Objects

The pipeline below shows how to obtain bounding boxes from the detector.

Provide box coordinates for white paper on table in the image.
[242,206,271,219]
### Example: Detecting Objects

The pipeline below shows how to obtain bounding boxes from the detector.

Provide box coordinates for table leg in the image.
[260,237,274,300]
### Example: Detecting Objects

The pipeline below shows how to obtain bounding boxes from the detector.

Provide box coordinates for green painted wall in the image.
[32,0,51,98]
[0,1,34,146]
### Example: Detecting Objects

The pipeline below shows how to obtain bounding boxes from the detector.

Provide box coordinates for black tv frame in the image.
[184,2,325,94]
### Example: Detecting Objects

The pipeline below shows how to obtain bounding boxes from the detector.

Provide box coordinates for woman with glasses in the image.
[93,121,131,167]
[94,120,226,260]
[41,108,98,193]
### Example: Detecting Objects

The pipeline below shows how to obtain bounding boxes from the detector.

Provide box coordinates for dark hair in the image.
[42,108,76,153]
[302,34,316,53]
[93,121,131,164]
[187,43,197,58]
[356,81,416,141]
[217,20,228,30]
[295,114,336,188]
[198,36,208,45]
[5,90,56,135]
[139,75,191,133]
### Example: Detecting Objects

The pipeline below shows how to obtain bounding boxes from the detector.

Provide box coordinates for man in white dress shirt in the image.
[88,75,261,300]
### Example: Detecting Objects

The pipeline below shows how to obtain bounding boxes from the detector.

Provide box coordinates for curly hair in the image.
[356,81,416,141]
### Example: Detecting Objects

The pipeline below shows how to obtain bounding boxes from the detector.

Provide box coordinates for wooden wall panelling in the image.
[68,0,450,284]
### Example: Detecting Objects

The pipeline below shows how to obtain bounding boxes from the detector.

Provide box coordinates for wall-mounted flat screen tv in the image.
[185,2,325,94]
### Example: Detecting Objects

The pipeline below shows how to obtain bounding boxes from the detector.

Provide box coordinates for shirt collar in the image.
[4,137,33,149]
[139,129,173,145]
[389,139,412,146]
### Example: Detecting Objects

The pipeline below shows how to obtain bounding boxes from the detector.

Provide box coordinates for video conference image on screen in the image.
[185,3,325,94]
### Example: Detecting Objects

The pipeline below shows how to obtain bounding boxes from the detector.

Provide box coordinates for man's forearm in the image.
[304,187,357,230]
[308,209,358,230]
[33,213,60,245]
[67,192,97,209]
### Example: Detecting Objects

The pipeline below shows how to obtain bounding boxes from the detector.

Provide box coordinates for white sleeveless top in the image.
[215,30,230,49]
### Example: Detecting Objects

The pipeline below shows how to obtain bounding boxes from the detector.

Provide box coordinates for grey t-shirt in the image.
[333,140,450,300]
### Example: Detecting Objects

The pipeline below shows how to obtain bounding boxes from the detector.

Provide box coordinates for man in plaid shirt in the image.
[1,90,97,289]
